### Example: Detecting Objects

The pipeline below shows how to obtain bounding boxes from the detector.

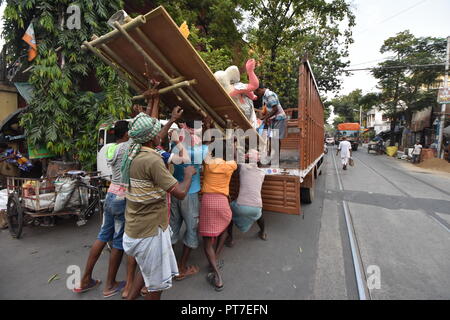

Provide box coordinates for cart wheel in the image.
[7,193,24,239]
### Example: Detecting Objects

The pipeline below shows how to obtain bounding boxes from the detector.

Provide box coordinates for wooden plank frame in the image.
[82,6,261,138]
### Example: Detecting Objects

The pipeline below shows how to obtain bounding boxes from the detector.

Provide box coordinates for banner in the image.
[22,23,37,61]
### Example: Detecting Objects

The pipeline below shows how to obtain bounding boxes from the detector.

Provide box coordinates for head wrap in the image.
[121,113,161,184]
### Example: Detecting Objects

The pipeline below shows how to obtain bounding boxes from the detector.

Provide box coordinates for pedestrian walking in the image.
[412,140,423,164]
[337,136,352,170]
[120,112,196,300]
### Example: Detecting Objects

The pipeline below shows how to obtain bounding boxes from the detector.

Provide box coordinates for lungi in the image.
[122,227,179,292]
[199,193,232,237]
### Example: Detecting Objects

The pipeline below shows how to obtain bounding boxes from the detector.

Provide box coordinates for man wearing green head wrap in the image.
[121,111,196,300]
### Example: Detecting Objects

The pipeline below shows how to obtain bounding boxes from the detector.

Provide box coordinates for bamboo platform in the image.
[82,6,258,135]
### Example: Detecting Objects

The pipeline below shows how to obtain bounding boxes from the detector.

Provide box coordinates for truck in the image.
[336,123,361,151]
[85,6,325,216]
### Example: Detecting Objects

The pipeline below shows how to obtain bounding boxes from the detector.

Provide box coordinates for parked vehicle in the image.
[231,59,325,213]
[325,137,335,145]
[336,123,361,151]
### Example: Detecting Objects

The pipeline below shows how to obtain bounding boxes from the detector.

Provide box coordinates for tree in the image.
[1,0,131,169]
[246,0,355,107]
[372,30,446,146]
[326,89,378,125]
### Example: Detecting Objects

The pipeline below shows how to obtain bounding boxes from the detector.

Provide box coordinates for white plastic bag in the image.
[53,177,89,213]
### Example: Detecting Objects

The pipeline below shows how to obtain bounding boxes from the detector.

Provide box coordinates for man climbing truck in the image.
[336,123,360,151]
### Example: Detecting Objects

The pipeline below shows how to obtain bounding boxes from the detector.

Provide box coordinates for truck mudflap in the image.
[230,173,301,216]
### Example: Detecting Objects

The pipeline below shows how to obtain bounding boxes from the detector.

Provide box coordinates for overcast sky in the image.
[1,0,449,98]
[340,0,450,98]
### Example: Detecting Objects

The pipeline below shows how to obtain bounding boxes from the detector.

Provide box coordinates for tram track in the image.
[352,151,450,234]
[331,148,371,300]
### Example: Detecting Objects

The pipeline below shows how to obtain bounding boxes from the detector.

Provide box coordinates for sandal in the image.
[258,231,268,241]
[174,265,200,281]
[103,280,126,298]
[72,279,101,293]
[207,272,224,292]
[208,259,224,272]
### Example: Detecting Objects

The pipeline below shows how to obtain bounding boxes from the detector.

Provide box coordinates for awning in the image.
[0,107,27,134]
[14,82,34,103]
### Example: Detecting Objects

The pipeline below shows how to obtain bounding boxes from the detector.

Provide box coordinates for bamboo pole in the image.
[133,27,180,77]
[113,21,224,128]
[82,41,141,92]
[132,80,197,101]
[186,87,226,127]
[99,43,148,88]
[81,15,146,51]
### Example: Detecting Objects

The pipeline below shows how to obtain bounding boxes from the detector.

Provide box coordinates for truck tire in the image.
[301,187,314,204]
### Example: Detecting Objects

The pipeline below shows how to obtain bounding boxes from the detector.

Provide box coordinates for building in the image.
[366,106,391,135]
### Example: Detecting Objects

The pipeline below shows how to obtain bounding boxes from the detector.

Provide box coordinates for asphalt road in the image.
[0,146,449,300]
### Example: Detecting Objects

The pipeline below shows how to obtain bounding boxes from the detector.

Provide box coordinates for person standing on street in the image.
[337,136,352,170]
[169,119,210,281]
[228,149,267,245]
[412,140,423,164]
[73,120,131,298]
[120,112,196,300]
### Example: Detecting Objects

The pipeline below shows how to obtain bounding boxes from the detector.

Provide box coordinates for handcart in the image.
[5,171,108,239]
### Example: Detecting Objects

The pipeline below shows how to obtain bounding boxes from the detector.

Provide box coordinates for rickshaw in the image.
[6,171,108,239]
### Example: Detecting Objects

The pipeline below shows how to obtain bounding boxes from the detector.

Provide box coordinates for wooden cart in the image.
[5,172,107,239]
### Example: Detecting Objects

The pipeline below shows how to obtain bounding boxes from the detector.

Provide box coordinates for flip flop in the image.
[174,265,200,281]
[208,259,224,272]
[207,272,224,292]
[258,231,268,241]
[140,286,148,297]
[72,279,101,293]
[103,281,126,298]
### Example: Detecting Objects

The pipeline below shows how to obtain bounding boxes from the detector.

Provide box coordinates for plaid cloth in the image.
[121,113,161,184]
[199,193,232,237]
[263,89,286,120]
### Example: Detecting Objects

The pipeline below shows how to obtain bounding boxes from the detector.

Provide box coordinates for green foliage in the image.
[246,0,355,107]
[2,0,131,170]
[371,30,446,144]
[327,89,378,125]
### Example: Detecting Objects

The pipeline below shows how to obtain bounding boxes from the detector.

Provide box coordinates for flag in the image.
[179,21,190,39]
[22,23,37,61]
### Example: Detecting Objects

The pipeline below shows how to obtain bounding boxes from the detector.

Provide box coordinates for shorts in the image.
[97,192,126,250]
[231,201,262,233]
[169,193,200,249]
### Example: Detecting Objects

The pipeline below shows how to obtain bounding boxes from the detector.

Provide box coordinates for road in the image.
[0,146,449,300]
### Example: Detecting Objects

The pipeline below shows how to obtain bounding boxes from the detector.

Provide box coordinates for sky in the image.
[1,0,449,98]
[340,0,450,97]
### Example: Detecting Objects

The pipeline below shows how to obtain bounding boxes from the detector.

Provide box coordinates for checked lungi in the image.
[198,193,231,237]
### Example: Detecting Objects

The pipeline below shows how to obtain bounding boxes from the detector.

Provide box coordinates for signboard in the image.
[28,144,56,159]
[437,87,450,104]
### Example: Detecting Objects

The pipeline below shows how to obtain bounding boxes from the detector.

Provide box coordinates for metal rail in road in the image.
[353,151,450,234]
[331,148,371,300]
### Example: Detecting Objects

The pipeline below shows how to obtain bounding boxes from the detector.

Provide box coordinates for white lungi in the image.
[123,227,179,292]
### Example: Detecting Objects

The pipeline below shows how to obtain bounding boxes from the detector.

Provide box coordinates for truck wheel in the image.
[301,187,314,204]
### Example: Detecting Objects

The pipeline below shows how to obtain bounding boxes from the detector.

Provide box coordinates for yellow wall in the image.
[0,87,18,122]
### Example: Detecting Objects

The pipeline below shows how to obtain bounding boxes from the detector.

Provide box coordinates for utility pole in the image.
[438,36,450,159]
